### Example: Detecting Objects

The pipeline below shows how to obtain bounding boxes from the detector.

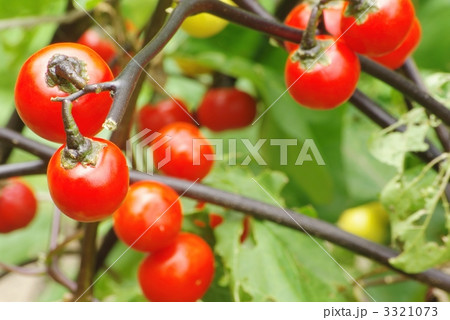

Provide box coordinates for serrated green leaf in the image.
[369,108,432,172]
[215,214,351,301]
[424,72,450,105]
[381,162,450,272]
[209,167,351,301]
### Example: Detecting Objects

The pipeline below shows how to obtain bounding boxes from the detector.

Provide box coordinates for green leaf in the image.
[205,164,288,205]
[424,72,450,105]
[208,167,351,301]
[369,108,432,173]
[381,163,450,272]
[341,106,396,205]
[215,214,351,301]
[367,105,450,272]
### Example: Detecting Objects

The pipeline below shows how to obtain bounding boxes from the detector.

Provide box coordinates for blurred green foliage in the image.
[0,0,448,302]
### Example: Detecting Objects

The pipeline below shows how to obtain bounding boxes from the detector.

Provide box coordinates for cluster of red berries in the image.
[113,181,215,302]
[284,0,420,110]
[10,23,259,301]
[136,88,257,181]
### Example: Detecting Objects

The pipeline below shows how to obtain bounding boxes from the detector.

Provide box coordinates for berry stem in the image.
[62,100,89,151]
[299,2,323,51]
[59,100,106,170]
[60,100,93,168]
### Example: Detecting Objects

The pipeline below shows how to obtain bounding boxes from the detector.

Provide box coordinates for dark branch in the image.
[0,110,24,164]
[0,160,47,179]
[74,222,98,301]
[233,0,278,22]
[1,129,450,291]
[0,128,55,160]
[359,56,450,126]
[109,0,173,149]
[129,170,450,292]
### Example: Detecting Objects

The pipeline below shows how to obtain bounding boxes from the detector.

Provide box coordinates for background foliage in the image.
[0,0,449,301]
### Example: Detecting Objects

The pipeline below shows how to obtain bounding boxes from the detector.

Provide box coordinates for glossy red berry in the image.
[0,178,37,233]
[113,181,182,252]
[138,233,215,302]
[285,35,360,109]
[370,18,422,69]
[197,88,257,132]
[340,0,415,56]
[152,122,214,181]
[137,98,194,133]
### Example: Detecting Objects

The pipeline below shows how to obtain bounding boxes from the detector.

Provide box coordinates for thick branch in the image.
[0,160,47,179]
[109,0,173,149]
[74,222,98,302]
[1,130,450,291]
[105,0,303,128]
[212,0,450,129]
[0,128,54,160]
[359,56,450,126]
[128,170,450,292]
[0,110,24,164]
[233,0,276,22]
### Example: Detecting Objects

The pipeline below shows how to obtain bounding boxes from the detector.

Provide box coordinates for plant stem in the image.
[300,2,323,51]
[360,274,409,288]
[0,257,39,279]
[61,100,88,151]
[128,170,450,292]
[0,161,47,179]
[0,128,54,160]
[0,261,45,276]
[109,0,172,149]
[359,56,450,126]
[0,110,24,164]
[233,0,276,22]
[74,222,98,302]
[2,135,450,292]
